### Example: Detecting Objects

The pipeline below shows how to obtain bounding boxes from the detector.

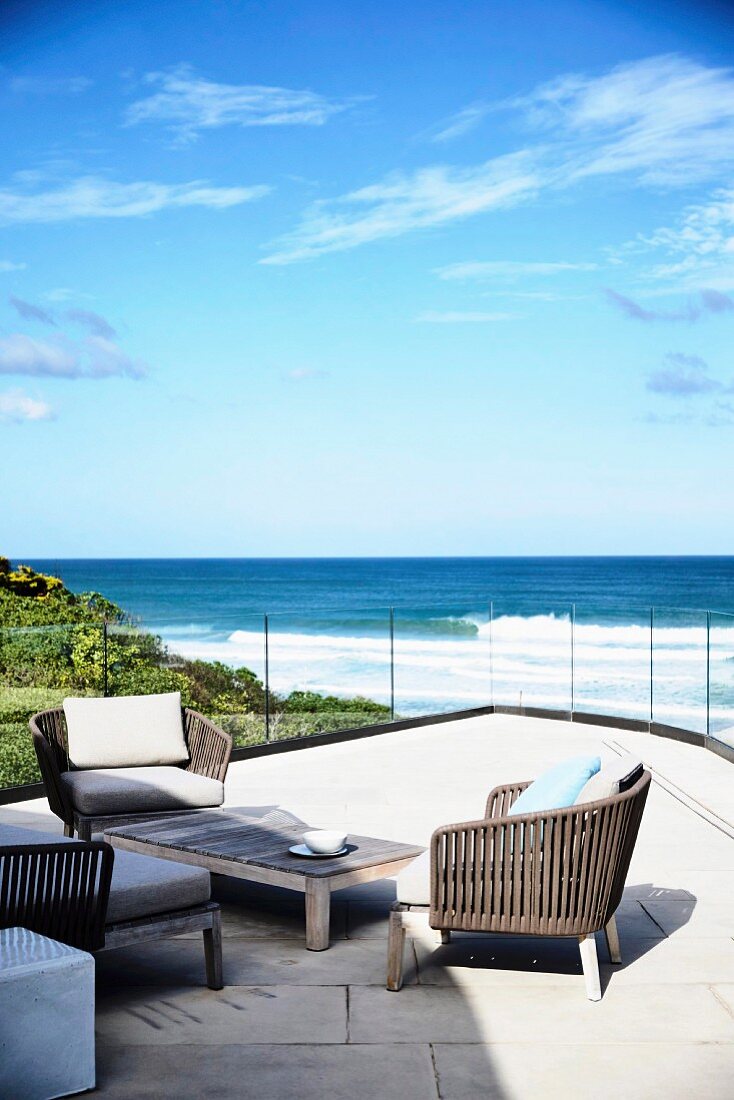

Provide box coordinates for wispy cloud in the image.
[647,352,722,396]
[125,66,354,143]
[628,188,734,290]
[9,295,56,326]
[265,55,734,264]
[436,260,597,281]
[262,153,538,264]
[0,175,269,226]
[605,287,734,322]
[44,288,92,303]
[64,309,117,339]
[425,103,490,144]
[414,310,518,323]
[0,260,27,273]
[512,54,734,186]
[0,333,146,380]
[0,389,54,423]
[8,75,92,96]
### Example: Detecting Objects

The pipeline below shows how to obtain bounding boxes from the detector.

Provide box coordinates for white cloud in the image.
[0,260,26,273]
[262,153,538,264]
[0,389,54,422]
[631,189,734,290]
[0,175,269,226]
[44,288,92,303]
[264,55,734,265]
[512,54,734,186]
[414,310,518,323]
[426,103,490,144]
[125,66,353,142]
[436,260,597,280]
[0,333,146,380]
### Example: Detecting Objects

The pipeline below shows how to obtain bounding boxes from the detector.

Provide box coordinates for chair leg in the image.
[203,909,223,990]
[439,930,451,945]
[578,934,601,1001]
[76,818,92,841]
[604,914,621,964]
[63,823,74,837]
[386,909,406,992]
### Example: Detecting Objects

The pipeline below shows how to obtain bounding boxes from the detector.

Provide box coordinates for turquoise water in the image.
[24,557,734,731]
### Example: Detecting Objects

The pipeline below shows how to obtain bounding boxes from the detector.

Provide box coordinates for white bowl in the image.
[303,830,347,855]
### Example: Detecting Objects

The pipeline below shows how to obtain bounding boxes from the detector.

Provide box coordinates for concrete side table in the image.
[0,927,95,1099]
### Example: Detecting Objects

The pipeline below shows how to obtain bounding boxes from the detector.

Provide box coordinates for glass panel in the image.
[651,607,707,734]
[489,601,572,712]
[392,604,490,718]
[0,623,105,789]
[708,611,734,744]
[572,605,651,722]
[266,607,392,741]
[108,616,268,749]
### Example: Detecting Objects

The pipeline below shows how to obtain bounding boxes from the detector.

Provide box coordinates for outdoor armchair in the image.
[0,823,222,988]
[387,769,651,1000]
[31,704,232,840]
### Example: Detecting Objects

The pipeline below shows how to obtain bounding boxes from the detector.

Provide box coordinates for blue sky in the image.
[1,0,733,556]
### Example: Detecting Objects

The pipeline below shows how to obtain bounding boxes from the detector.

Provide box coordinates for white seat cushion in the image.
[396,850,431,906]
[64,692,189,769]
[60,766,224,816]
[0,823,210,924]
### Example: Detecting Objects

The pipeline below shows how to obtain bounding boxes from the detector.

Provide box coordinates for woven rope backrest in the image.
[0,841,113,951]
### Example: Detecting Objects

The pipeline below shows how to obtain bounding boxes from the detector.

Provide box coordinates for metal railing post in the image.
[649,606,654,724]
[489,600,494,707]
[389,606,395,720]
[264,613,270,742]
[571,603,575,716]
[706,610,711,739]
[103,621,109,697]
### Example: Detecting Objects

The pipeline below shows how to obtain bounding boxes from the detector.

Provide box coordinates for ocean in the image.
[26,557,734,735]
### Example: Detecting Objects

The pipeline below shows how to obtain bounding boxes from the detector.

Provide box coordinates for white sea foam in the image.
[161,612,734,734]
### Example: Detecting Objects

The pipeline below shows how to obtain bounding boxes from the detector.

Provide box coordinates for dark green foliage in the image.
[0,557,393,789]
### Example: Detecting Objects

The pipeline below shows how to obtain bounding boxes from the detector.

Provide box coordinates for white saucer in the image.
[288,843,349,859]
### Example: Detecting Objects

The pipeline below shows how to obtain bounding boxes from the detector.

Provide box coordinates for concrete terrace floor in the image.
[3,712,734,1099]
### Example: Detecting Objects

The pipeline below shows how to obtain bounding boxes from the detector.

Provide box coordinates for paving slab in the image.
[95,984,347,1046]
[94,1043,439,1100]
[432,1042,734,1100]
[349,984,734,1044]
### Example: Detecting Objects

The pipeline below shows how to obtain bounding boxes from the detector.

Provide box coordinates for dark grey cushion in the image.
[0,822,210,924]
[60,766,224,815]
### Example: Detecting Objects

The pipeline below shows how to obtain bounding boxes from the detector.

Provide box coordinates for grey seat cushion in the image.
[60,766,224,815]
[396,850,431,906]
[0,822,210,924]
[103,847,210,923]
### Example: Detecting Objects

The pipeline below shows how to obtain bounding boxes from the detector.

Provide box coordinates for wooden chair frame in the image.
[30,706,232,840]
[387,770,650,1000]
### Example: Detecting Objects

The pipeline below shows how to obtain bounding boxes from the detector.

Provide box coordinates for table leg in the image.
[305,879,331,950]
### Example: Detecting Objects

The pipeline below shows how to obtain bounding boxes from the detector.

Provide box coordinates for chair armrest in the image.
[484,780,532,819]
[29,713,73,828]
[184,709,232,781]
[0,840,113,951]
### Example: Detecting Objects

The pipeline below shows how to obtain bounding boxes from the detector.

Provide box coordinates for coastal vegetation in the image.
[0,558,390,788]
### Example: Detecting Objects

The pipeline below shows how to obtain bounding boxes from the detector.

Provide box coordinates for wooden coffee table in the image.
[105,809,424,950]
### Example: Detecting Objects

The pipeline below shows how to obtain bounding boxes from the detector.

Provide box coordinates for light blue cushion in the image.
[508,755,601,817]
